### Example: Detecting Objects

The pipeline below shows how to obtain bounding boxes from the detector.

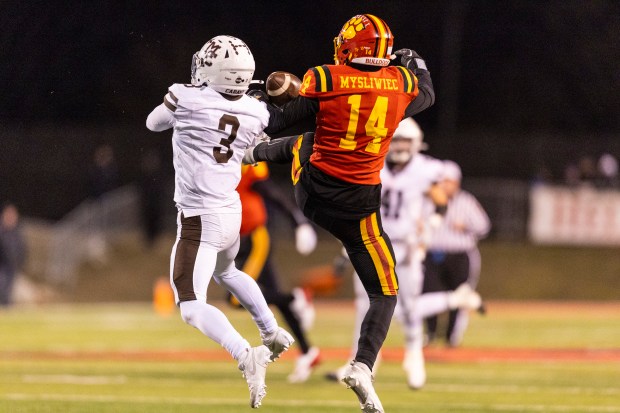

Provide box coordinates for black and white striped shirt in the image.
[428,189,491,252]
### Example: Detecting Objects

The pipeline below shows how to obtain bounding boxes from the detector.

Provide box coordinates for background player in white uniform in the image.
[146,35,294,409]
[327,118,481,389]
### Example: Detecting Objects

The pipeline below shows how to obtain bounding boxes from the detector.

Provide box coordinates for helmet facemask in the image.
[387,138,415,164]
[387,118,427,164]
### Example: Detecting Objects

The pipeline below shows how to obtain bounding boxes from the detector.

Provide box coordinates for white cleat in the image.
[448,283,482,310]
[325,362,349,382]
[238,345,271,408]
[403,346,426,390]
[326,353,381,383]
[288,346,321,383]
[262,327,295,361]
[341,361,384,413]
[290,287,316,331]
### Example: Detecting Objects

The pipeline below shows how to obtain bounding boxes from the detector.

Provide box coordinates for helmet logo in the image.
[342,16,365,41]
[203,40,222,67]
[229,41,251,56]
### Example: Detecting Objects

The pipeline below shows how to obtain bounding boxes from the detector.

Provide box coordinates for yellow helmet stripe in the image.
[366,14,389,59]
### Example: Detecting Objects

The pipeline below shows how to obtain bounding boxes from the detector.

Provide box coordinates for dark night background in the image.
[1,0,619,220]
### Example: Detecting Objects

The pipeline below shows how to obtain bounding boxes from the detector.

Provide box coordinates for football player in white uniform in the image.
[328,118,481,389]
[146,35,294,409]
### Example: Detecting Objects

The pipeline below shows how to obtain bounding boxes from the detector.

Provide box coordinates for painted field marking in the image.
[21,374,127,385]
[3,393,620,412]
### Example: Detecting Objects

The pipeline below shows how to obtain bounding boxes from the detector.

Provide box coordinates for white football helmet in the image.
[387,117,427,164]
[191,35,255,95]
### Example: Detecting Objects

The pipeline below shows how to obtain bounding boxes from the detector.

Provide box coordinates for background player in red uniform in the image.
[232,161,320,383]
[245,14,435,412]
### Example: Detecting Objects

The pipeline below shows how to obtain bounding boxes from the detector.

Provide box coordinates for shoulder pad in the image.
[300,65,334,96]
[394,66,416,93]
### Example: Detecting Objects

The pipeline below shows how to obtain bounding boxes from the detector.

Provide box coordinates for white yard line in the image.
[3,393,620,412]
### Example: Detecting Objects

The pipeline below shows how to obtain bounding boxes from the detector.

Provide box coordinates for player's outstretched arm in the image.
[264,96,318,135]
[146,103,175,132]
[394,49,436,117]
[243,135,298,165]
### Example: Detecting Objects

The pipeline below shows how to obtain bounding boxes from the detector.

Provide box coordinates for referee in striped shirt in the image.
[422,160,491,347]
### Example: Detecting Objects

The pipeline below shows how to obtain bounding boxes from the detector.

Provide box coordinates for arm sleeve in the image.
[404,69,435,117]
[252,180,307,227]
[146,103,175,132]
[463,194,492,238]
[264,96,318,135]
[252,135,299,163]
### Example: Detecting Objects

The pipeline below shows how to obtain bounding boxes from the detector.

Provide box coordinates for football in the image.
[266,71,301,106]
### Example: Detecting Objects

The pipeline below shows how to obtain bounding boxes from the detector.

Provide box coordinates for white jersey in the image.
[380,154,444,245]
[158,84,269,217]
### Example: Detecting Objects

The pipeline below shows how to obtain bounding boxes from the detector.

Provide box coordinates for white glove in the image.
[295,223,317,255]
[242,146,257,165]
[428,213,444,229]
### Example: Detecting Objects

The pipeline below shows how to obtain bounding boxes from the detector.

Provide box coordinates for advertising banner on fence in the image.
[529,185,620,246]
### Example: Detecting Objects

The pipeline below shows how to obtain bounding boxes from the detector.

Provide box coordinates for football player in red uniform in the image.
[245,14,434,412]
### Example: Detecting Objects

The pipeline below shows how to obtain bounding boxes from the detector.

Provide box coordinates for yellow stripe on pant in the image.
[360,212,398,295]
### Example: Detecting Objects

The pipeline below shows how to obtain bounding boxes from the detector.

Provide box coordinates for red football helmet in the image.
[333,14,394,67]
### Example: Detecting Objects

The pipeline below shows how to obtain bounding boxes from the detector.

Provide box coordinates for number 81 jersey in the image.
[300,64,419,185]
[380,154,444,244]
[164,83,270,217]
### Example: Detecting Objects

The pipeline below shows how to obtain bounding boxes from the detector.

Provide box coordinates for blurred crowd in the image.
[564,153,619,189]
[534,152,619,189]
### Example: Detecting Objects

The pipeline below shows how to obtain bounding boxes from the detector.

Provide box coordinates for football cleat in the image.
[262,327,295,361]
[238,345,271,408]
[326,353,381,383]
[403,345,426,390]
[325,362,349,382]
[287,346,321,383]
[447,283,482,311]
[341,361,384,413]
[290,287,316,331]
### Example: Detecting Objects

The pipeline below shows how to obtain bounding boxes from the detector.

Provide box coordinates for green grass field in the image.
[1,301,619,413]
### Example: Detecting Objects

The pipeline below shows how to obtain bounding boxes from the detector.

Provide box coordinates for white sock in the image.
[413,292,451,319]
[449,309,470,346]
[179,300,249,360]
[215,268,278,336]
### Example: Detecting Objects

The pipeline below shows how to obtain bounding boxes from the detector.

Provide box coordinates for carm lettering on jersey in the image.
[339,76,398,90]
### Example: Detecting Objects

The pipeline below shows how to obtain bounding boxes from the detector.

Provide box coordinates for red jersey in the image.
[237,162,269,235]
[299,64,418,185]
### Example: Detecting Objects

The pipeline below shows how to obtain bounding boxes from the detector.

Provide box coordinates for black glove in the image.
[246,88,269,102]
[394,48,428,72]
